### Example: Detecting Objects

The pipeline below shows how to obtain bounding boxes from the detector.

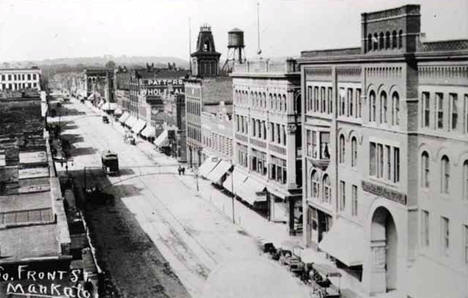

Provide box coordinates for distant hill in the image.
[1,55,189,71]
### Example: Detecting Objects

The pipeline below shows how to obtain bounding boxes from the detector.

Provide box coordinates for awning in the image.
[154,129,169,147]
[98,101,105,108]
[223,167,248,194]
[132,119,146,134]
[102,102,117,111]
[119,112,130,123]
[206,160,232,184]
[125,116,137,128]
[87,94,94,100]
[318,217,365,267]
[114,108,123,116]
[140,125,156,138]
[237,177,267,205]
[198,156,220,178]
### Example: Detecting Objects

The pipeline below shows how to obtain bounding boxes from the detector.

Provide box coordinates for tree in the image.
[105,60,116,69]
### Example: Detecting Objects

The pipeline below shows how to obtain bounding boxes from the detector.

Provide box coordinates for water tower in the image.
[222,28,245,73]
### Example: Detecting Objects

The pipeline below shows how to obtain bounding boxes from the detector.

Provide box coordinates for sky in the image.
[0,0,467,63]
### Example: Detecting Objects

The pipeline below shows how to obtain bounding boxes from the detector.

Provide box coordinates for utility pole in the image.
[231,162,235,224]
[83,166,86,190]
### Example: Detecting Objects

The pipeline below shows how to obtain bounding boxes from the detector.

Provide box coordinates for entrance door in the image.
[370,207,398,294]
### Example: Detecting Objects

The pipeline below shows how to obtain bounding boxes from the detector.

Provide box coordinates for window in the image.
[348,88,353,117]
[376,144,383,178]
[392,31,397,48]
[327,87,333,114]
[373,33,378,50]
[340,181,346,211]
[356,88,362,118]
[307,86,312,111]
[369,91,376,122]
[367,34,372,51]
[441,217,450,255]
[422,92,430,128]
[381,91,387,123]
[370,142,376,176]
[393,147,400,183]
[450,93,458,131]
[282,125,286,146]
[441,156,450,194]
[421,210,430,247]
[351,137,357,167]
[385,32,390,49]
[323,175,331,204]
[379,32,384,50]
[311,171,320,199]
[437,93,444,129]
[352,185,358,216]
[393,92,400,126]
[340,88,345,116]
[421,152,430,188]
[464,225,468,264]
[464,161,468,200]
[339,135,345,164]
[314,87,319,112]
[398,30,403,49]
[321,87,326,113]
[270,122,275,141]
[386,145,391,180]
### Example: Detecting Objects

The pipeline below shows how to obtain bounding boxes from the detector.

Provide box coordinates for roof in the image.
[0,223,59,262]
[19,151,47,165]
[18,166,50,179]
[0,190,50,213]
[202,77,233,104]
[420,39,468,52]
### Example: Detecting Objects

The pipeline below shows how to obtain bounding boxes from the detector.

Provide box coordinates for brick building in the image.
[231,59,302,234]
[298,4,468,297]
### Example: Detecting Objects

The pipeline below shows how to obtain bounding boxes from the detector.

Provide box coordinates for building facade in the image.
[231,59,302,234]
[298,4,468,297]
[84,68,114,102]
[0,67,41,92]
[201,103,233,162]
[191,25,221,78]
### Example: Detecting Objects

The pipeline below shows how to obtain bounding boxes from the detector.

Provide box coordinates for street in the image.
[55,99,309,298]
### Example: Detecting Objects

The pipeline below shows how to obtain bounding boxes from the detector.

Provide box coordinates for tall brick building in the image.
[298,4,468,297]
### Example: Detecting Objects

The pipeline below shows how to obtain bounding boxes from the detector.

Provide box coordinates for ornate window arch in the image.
[380,91,388,123]
[441,155,450,194]
[421,151,430,188]
[385,31,390,49]
[392,31,397,48]
[398,30,403,48]
[311,170,320,199]
[339,134,346,164]
[392,92,400,126]
[351,137,358,167]
[369,90,376,122]
[379,32,384,50]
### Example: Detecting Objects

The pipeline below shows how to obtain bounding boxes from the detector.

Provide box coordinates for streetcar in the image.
[101,150,119,175]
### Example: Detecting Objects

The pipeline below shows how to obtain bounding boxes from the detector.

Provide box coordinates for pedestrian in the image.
[177,165,182,175]
[182,167,185,175]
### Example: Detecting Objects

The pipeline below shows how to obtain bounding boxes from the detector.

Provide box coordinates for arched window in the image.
[351,137,357,167]
[339,135,345,164]
[373,33,378,50]
[369,90,376,122]
[392,92,400,126]
[464,160,468,200]
[379,32,384,50]
[322,175,331,203]
[367,34,372,51]
[283,94,287,112]
[421,151,430,188]
[392,31,397,48]
[385,32,390,49]
[398,30,403,49]
[311,170,320,199]
[441,156,450,194]
[381,91,387,123]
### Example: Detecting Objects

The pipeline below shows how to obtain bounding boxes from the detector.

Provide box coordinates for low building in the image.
[298,4,468,297]
[231,58,302,234]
